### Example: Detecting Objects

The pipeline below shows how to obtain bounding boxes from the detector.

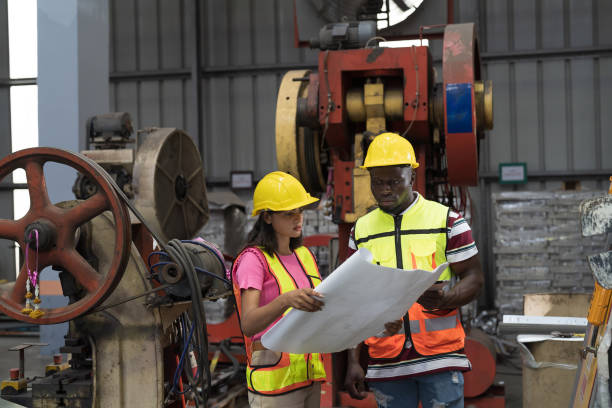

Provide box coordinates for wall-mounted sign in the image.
[499,162,527,184]
[230,171,254,190]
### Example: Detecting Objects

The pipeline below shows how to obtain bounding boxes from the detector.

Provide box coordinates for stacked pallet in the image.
[493,191,608,314]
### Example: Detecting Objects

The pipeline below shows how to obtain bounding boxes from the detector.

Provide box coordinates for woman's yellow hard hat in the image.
[361,132,419,169]
[251,171,319,216]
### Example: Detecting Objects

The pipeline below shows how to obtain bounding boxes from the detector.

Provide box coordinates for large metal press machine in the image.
[274,17,498,408]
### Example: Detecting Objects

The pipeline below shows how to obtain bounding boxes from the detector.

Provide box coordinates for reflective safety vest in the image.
[231,246,327,395]
[354,196,465,358]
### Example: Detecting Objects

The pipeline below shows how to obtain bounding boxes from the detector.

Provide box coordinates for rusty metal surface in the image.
[580,195,612,237]
[317,46,431,148]
[72,211,164,407]
[276,70,327,193]
[474,80,493,132]
[0,148,131,324]
[275,70,310,180]
[443,23,479,186]
[364,81,385,133]
[588,251,612,290]
[80,148,134,166]
[132,128,209,242]
[580,195,612,288]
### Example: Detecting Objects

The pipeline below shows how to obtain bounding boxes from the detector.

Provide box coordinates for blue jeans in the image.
[368,371,464,408]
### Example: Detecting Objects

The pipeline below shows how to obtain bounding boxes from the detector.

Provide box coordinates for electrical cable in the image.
[364,36,387,48]
[172,319,196,393]
[183,239,228,275]
[194,267,230,285]
[88,284,171,314]
[167,239,212,407]
[147,251,168,268]
[219,339,241,380]
[401,46,420,139]
[150,261,172,271]
[320,50,333,151]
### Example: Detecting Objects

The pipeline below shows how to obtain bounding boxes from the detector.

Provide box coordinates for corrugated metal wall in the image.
[104,0,612,307]
[108,0,612,184]
[109,0,320,183]
[454,0,612,304]
[459,0,612,185]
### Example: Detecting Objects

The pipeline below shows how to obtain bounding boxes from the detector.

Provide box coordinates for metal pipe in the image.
[482,45,612,61]
[0,78,37,87]
[479,169,612,180]
[102,46,612,85]
[0,183,27,190]
[191,0,204,154]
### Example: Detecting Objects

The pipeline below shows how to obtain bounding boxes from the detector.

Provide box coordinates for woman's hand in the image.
[281,288,324,312]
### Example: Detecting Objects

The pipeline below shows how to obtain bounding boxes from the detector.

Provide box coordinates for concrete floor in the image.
[0,335,524,407]
[494,357,523,408]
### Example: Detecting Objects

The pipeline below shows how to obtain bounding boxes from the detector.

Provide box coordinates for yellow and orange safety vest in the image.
[354,197,465,358]
[231,246,327,395]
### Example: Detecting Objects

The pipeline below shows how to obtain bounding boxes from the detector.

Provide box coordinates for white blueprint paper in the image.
[261,248,446,353]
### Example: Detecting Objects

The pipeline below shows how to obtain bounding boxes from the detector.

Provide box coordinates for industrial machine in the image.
[276,21,492,260]
[275,8,494,407]
[0,119,241,407]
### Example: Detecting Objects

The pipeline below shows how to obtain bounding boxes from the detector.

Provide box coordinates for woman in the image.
[231,171,327,407]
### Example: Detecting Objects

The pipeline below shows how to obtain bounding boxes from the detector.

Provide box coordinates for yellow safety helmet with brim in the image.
[361,132,420,169]
[251,171,319,216]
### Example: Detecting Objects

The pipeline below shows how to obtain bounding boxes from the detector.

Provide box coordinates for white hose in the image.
[517,340,577,370]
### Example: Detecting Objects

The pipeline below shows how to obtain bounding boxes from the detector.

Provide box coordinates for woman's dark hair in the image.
[244,212,303,256]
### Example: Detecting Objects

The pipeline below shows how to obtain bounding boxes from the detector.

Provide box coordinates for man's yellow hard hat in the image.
[251,171,319,216]
[361,132,419,169]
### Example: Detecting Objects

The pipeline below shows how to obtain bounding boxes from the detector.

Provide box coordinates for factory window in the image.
[377,0,424,30]
[8,0,38,277]
[380,39,429,48]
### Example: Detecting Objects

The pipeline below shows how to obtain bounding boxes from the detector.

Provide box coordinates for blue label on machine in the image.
[446,83,473,133]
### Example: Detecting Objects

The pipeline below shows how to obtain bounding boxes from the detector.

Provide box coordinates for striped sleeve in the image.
[446,210,478,263]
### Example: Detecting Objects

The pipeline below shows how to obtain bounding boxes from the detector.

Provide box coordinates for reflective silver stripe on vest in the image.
[424,315,458,332]
[409,320,420,334]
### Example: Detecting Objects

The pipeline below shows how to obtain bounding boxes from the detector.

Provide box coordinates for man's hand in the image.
[281,288,324,312]
[344,361,367,400]
[418,255,484,310]
[417,282,448,310]
[383,319,403,336]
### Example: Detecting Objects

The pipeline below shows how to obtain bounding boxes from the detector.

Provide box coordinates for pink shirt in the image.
[234,248,314,340]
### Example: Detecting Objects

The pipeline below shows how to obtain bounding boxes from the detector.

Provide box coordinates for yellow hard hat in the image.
[251,171,319,216]
[361,132,420,169]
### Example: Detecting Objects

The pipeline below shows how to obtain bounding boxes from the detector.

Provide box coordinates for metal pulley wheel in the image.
[0,148,131,324]
[275,70,327,193]
[132,128,209,242]
[442,23,492,186]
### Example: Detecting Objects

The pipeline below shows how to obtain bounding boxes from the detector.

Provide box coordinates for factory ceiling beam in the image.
[103,45,612,84]
[479,169,612,181]
[482,45,612,62]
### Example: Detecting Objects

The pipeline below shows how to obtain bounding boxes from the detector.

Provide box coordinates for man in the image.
[344,132,483,408]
